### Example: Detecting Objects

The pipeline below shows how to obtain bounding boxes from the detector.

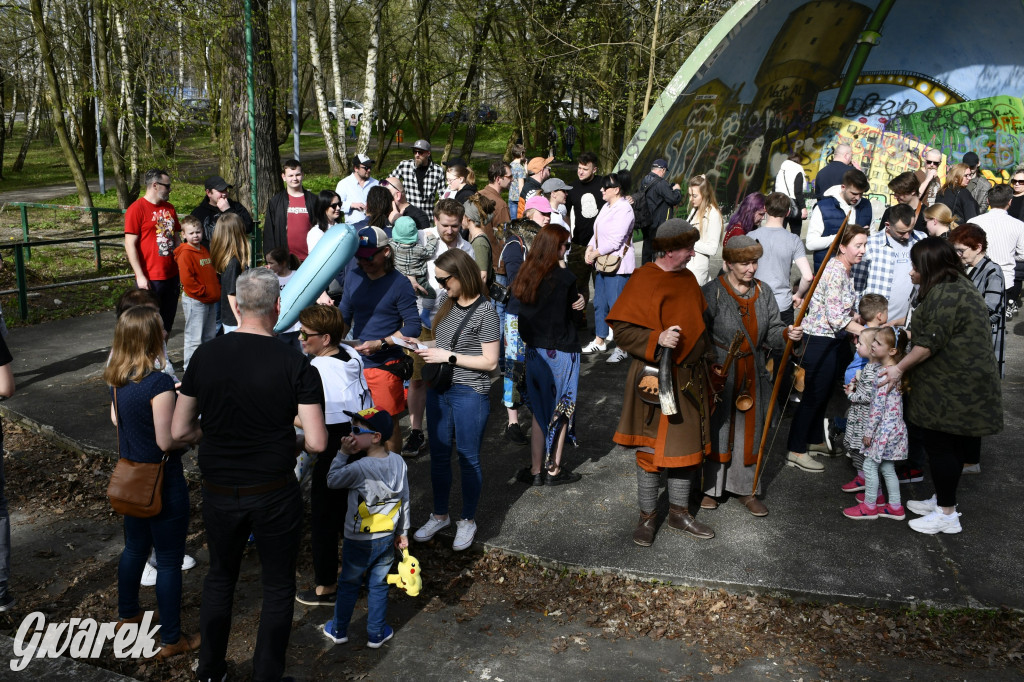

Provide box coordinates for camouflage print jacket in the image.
[906,277,1002,437]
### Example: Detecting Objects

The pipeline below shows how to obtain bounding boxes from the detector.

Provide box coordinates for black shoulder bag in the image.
[422,298,484,393]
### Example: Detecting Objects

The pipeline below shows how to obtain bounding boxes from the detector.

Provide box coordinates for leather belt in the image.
[202,476,292,498]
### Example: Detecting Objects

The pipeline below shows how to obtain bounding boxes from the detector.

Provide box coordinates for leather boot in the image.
[667,504,715,539]
[156,632,201,660]
[632,511,658,547]
[738,494,769,517]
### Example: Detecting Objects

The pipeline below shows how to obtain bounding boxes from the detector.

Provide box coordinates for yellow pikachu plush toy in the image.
[386,549,422,597]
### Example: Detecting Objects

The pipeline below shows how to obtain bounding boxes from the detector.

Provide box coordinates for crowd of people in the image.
[107,142,1014,673]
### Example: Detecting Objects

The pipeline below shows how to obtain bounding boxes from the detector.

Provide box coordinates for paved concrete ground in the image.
[3,300,1022,613]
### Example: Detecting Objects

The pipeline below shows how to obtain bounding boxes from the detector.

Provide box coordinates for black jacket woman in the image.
[512,224,586,485]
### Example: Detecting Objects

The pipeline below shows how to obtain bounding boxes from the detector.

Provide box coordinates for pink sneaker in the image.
[855,490,885,505]
[878,504,906,520]
[843,502,878,520]
[841,473,865,493]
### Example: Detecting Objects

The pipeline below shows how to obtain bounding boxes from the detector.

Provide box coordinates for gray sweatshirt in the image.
[327,451,411,541]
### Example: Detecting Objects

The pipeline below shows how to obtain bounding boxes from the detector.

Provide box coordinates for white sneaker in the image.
[908,509,962,534]
[453,519,477,551]
[906,495,937,516]
[181,554,197,571]
[606,328,614,342]
[606,348,629,363]
[582,339,607,354]
[140,563,157,587]
[413,515,451,542]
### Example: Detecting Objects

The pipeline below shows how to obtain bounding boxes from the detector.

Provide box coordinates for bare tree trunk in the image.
[444,1,493,163]
[222,0,282,215]
[356,0,384,156]
[143,67,153,152]
[114,10,139,194]
[14,61,43,172]
[459,73,481,161]
[0,71,6,178]
[622,38,642,142]
[92,0,130,206]
[305,0,342,175]
[29,0,93,207]
[642,0,661,118]
[327,0,349,174]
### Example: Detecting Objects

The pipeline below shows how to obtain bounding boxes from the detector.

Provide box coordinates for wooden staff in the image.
[750,209,854,495]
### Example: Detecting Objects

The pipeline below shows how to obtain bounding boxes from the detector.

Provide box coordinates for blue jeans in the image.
[331,536,395,639]
[181,295,217,373]
[593,273,628,338]
[117,459,189,643]
[197,482,302,682]
[509,202,518,220]
[426,384,490,520]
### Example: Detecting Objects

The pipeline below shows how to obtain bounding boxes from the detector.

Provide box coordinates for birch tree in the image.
[356,0,385,156]
[305,0,342,175]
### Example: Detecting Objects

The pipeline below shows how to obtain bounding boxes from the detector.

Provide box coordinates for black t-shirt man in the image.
[180,333,323,486]
[566,173,605,246]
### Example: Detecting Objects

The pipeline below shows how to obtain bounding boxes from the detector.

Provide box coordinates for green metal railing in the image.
[9,202,124,265]
[0,234,130,321]
[2,202,128,321]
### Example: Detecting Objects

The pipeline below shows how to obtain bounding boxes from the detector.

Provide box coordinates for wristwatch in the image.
[379,338,389,350]
[448,354,457,365]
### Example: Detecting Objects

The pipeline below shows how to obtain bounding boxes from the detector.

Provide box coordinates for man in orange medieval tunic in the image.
[607,219,715,546]
[699,235,803,518]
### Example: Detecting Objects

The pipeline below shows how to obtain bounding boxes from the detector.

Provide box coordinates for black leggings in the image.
[787,335,843,452]
[918,427,981,508]
[310,424,349,587]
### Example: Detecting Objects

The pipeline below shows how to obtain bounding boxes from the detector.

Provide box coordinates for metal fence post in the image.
[14,245,28,321]
[19,205,30,260]
[91,208,102,270]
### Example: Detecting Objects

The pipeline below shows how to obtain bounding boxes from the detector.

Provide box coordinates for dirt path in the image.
[1,422,1022,681]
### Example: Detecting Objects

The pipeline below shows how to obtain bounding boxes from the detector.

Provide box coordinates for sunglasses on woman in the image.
[298,330,324,341]
[436,274,454,288]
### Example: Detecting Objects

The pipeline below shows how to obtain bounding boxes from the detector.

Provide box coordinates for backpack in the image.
[630,177,656,239]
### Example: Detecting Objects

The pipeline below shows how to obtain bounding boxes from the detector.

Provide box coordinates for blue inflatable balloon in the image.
[274,223,358,332]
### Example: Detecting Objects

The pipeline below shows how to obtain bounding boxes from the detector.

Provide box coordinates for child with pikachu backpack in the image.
[324,408,410,648]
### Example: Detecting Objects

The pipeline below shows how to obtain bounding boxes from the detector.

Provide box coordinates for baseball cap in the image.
[651,158,668,169]
[392,216,418,245]
[356,226,390,258]
[412,139,431,152]
[204,175,232,192]
[962,151,980,168]
[541,178,573,193]
[527,156,554,174]
[343,407,394,441]
[354,153,373,167]
[524,195,552,214]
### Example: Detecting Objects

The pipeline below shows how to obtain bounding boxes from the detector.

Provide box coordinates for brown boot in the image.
[115,611,159,633]
[738,494,769,517]
[632,511,658,546]
[156,632,201,660]
[667,504,715,539]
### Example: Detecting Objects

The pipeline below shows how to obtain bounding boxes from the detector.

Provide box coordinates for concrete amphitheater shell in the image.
[615,0,1024,215]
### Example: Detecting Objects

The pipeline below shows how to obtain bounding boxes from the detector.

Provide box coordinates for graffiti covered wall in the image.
[617,0,1024,214]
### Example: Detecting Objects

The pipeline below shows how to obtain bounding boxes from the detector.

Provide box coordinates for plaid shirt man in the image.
[389,159,445,214]
[852,228,922,303]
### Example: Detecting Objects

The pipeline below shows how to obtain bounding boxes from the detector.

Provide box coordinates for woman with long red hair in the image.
[512,224,586,485]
